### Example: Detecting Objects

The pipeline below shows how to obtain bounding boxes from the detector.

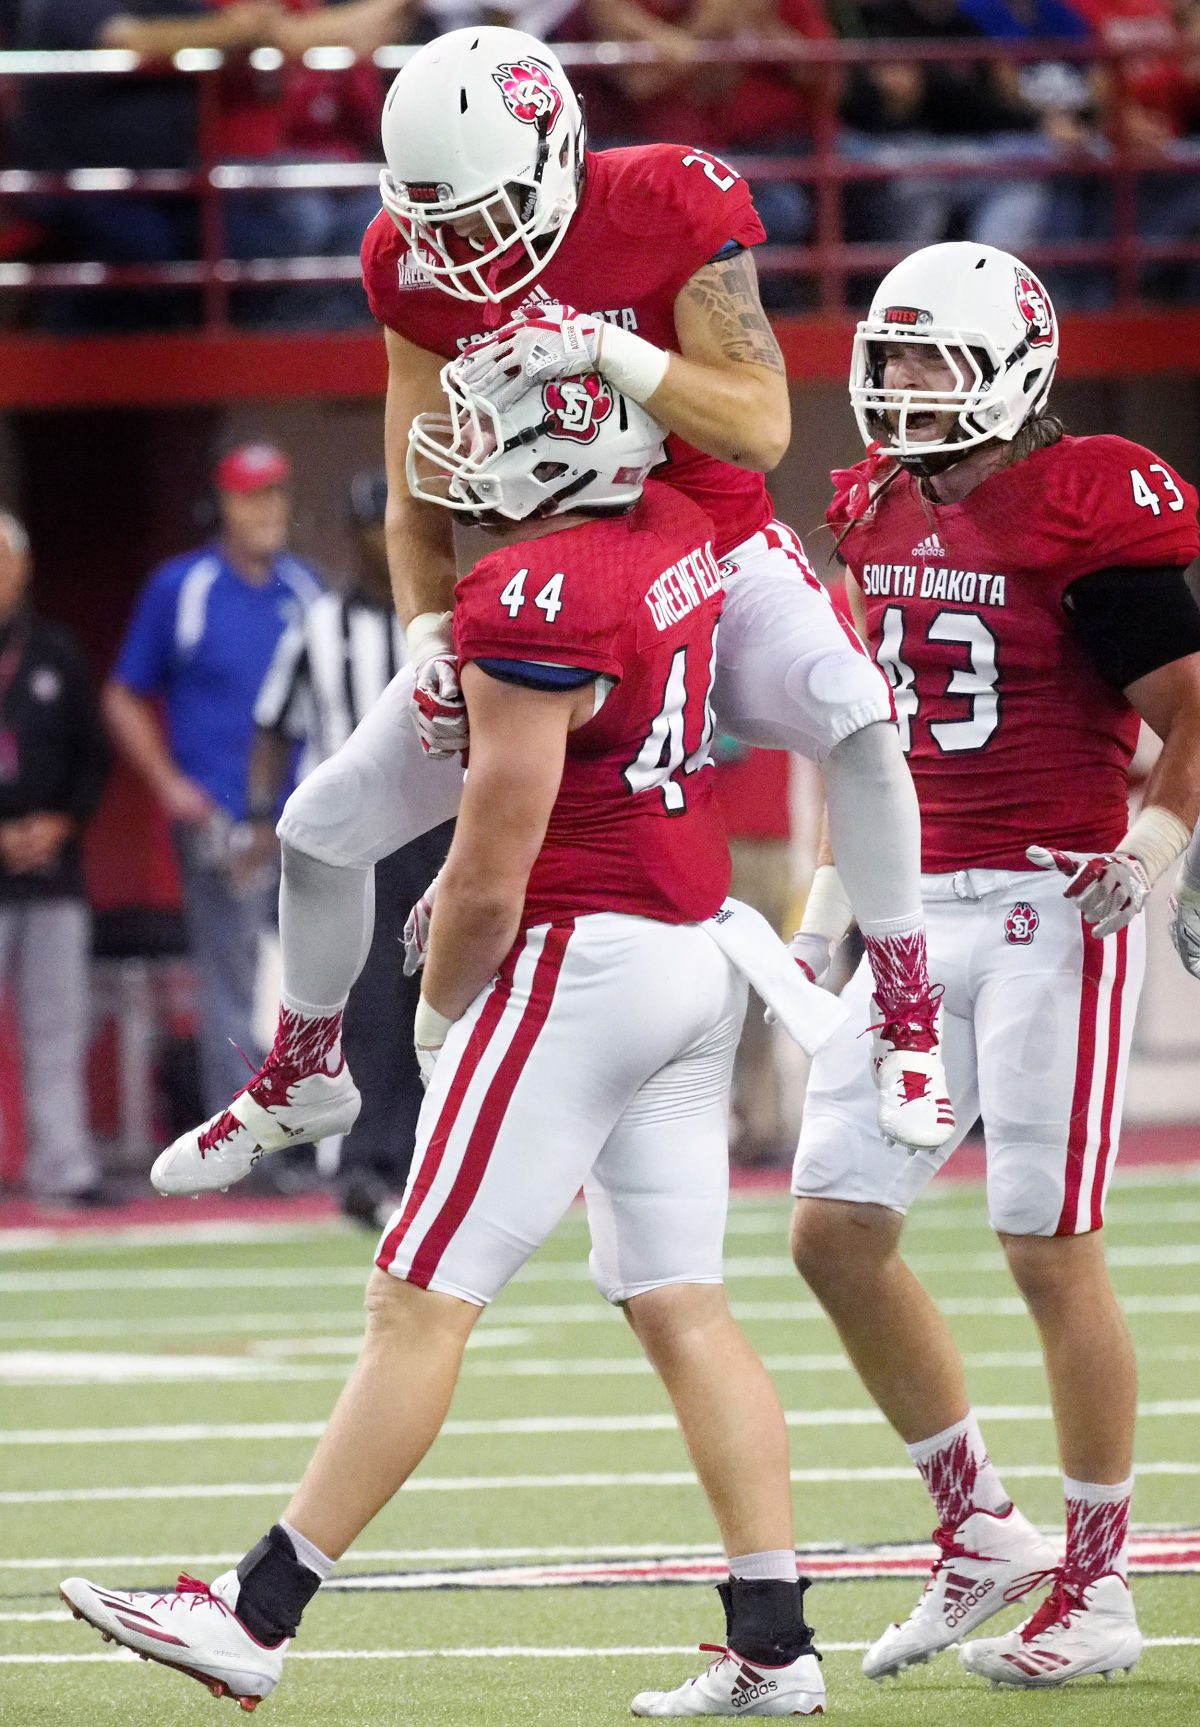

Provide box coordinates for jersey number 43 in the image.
[876,606,1000,755]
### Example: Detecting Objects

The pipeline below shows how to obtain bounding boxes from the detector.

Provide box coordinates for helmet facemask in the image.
[407,357,665,526]
[380,31,586,305]
[849,243,1059,474]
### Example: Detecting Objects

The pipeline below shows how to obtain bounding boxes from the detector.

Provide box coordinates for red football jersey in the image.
[829,435,1200,872]
[453,480,731,927]
[362,144,770,556]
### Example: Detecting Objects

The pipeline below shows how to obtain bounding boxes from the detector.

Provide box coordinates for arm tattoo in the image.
[679,251,786,374]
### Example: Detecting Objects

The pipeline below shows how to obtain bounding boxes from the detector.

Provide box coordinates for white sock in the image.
[728,1549,799,1583]
[907,1412,1010,1529]
[823,722,924,930]
[279,1517,336,1581]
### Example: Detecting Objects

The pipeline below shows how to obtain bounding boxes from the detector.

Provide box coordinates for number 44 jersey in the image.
[831,434,1200,873]
[453,479,731,929]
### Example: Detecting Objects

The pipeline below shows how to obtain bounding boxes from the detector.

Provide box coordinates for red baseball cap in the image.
[213,442,291,494]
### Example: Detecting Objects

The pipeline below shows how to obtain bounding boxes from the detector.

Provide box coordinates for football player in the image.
[789,241,1200,1688]
[147,23,954,1201]
[62,357,829,1718]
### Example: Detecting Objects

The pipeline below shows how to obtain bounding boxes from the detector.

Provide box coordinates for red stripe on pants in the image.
[406,921,574,1290]
[375,945,522,1272]
[1055,929,1107,1237]
[1089,926,1128,1231]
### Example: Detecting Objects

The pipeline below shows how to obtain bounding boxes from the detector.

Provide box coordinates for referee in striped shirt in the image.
[246,469,454,1227]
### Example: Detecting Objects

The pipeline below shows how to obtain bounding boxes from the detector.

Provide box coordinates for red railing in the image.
[1,36,1197,319]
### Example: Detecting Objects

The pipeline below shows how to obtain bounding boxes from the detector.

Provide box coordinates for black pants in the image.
[337,822,455,1195]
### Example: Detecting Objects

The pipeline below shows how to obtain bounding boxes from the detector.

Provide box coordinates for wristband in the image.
[798,864,856,945]
[414,995,454,1051]
[596,324,671,405]
[405,610,454,667]
[1117,804,1192,887]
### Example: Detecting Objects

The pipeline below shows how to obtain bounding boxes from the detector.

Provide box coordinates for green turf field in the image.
[2,1171,1199,1725]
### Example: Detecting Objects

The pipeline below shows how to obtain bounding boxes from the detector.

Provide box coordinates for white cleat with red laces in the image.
[150,1056,360,1196]
[630,1644,825,1716]
[958,1572,1143,1688]
[60,1570,285,1710]
[871,995,955,1153]
[862,1504,1058,1680]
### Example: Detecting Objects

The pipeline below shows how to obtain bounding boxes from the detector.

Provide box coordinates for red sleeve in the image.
[453,538,627,679]
[361,209,404,327]
[601,144,766,297]
[1041,436,1200,580]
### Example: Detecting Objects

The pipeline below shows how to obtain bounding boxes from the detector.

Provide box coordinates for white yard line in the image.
[1,1638,1197,1666]
[6,1398,1200,1447]
[4,1461,1200,1515]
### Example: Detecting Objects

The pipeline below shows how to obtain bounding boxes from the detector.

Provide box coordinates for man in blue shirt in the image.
[103,442,322,1117]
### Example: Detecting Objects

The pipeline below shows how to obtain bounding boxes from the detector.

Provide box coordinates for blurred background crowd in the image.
[0,0,1197,326]
[0,2,1196,1219]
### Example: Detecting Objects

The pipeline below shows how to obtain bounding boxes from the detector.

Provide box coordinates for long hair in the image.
[1000,411,1065,467]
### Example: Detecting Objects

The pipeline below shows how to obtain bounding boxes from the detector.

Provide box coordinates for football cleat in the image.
[151,1056,360,1196]
[630,1645,825,1716]
[60,1570,285,1710]
[863,1504,1057,1680]
[958,1571,1143,1688]
[871,994,955,1153]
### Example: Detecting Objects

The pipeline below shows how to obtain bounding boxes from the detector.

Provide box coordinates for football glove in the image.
[1167,876,1200,980]
[788,930,836,987]
[402,872,440,977]
[407,611,469,759]
[1027,844,1151,939]
[454,312,605,413]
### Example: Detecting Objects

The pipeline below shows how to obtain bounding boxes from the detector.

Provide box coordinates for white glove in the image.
[413,996,452,1090]
[454,312,605,412]
[787,930,836,987]
[402,872,440,977]
[1168,876,1200,980]
[1027,844,1152,939]
[407,611,469,759]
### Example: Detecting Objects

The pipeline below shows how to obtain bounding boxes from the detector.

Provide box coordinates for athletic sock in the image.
[270,1002,344,1075]
[1063,1475,1133,1584]
[728,1549,800,1583]
[907,1413,1011,1530]
[863,922,933,1016]
[720,1577,818,1667]
[234,1523,330,1645]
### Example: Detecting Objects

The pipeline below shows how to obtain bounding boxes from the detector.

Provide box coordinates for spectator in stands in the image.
[14,1,407,329]
[102,442,322,1123]
[1069,0,1200,301]
[245,468,454,1230]
[584,0,832,305]
[0,512,113,1207]
[838,0,1077,258]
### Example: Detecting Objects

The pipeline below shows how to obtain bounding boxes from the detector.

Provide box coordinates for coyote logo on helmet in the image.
[544,375,613,443]
[1013,269,1055,348]
[1004,901,1040,945]
[493,59,563,128]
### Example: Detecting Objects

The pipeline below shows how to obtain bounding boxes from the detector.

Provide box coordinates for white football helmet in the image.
[408,333,665,523]
[380,26,585,305]
[850,242,1059,463]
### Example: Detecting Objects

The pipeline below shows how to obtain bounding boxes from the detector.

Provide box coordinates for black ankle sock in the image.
[719,1577,821,1667]
[234,1524,323,1645]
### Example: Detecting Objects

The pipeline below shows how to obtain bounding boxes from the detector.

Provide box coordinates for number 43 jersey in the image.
[831,434,1200,873]
[453,479,731,929]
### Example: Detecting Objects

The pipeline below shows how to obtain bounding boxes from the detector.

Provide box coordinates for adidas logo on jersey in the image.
[912,531,946,559]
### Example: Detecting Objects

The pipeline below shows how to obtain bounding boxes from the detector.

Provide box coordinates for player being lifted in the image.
[62,346,833,1719]
[789,242,1200,1688]
[147,24,953,1208]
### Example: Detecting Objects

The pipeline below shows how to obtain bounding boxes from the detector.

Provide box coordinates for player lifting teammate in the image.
[147,25,953,1210]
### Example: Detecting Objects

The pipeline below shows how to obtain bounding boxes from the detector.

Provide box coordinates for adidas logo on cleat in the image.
[730,1663,779,1709]
[943,1575,995,1629]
